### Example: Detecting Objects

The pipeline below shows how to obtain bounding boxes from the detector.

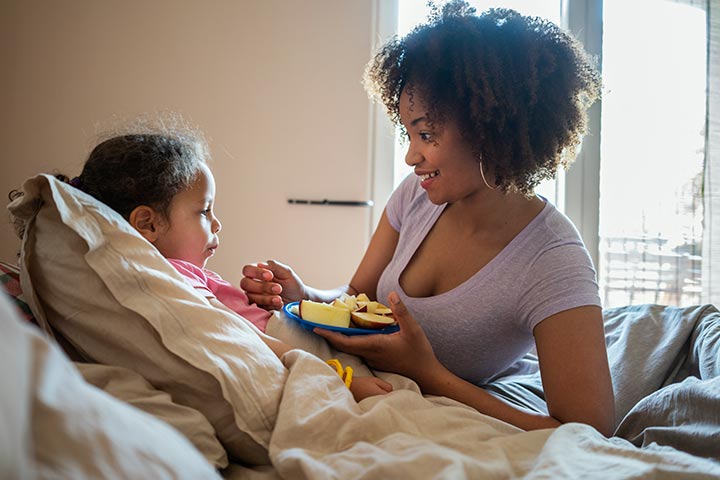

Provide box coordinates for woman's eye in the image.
[419,132,433,142]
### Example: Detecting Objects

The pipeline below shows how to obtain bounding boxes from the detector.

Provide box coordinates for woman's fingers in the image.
[241,263,272,282]
[240,274,280,295]
[244,291,283,309]
[264,260,306,303]
[386,291,419,333]
[266,259,290,274]
[240,263,284,308]
[325,292,438,379]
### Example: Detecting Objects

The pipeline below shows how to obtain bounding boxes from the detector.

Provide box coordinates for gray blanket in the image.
[486,304,720,462]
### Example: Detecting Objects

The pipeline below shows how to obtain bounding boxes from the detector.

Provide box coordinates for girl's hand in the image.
[315,292,442,385]
[240,260,306,309]
[349,376,393,402]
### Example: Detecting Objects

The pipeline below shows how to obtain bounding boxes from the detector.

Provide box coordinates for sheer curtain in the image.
[703,0,720,304]
[598,0,707,307]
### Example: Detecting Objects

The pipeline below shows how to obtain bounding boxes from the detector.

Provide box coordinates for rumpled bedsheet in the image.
[476,303,720,463]
[220,347,720,479]
[222,306,720,479]
[610,304,720,461]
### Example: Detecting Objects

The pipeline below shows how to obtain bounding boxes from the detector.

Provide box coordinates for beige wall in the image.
[1,1,396,288]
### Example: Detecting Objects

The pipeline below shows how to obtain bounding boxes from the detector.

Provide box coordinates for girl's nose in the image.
[212,216,222,234]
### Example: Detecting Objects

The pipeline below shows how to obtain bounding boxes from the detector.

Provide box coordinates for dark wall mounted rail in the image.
[287,199,374,207]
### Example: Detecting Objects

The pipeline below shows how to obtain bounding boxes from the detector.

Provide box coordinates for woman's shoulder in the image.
[532,199,585,244]
[513,200,594,271]
[520,203,596,279]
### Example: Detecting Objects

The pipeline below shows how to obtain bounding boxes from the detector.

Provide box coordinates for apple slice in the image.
[356,300,392,315]
[299,300,351,328]
[339,293,358,310]
[351,311,397,330]
[356,293,370,302]
[332,298,351,310]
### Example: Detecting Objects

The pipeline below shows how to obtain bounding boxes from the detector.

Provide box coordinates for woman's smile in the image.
[418,169,440,190]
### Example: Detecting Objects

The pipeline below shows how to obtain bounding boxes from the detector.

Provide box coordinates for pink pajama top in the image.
[168,259,271,333]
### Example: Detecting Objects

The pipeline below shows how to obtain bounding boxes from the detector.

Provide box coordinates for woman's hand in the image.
[349,376,393,402]
[315,292,443,385]
[240,260,306,309]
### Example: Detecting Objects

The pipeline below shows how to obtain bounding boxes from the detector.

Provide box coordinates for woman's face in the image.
[399,88,489,205]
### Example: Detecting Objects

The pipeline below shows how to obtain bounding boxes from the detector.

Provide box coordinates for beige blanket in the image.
[221,313,720,479]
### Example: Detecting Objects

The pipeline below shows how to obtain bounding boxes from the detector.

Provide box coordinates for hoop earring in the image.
[479,162,498,190]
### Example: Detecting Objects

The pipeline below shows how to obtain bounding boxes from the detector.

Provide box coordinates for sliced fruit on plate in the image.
[356,300,392,315]
[299,300,351,328]
[351,311,397,330]
[338,292,358,310]
[331,298,352,310]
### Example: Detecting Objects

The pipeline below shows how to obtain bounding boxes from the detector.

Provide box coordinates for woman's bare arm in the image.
[413,306,614,434]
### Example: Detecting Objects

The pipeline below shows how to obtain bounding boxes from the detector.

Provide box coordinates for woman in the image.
[242,1,614,435]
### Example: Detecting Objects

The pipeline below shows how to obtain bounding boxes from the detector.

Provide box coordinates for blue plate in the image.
[282,301,399,336]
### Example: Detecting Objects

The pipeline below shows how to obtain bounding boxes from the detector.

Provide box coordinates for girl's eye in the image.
[201,208,211,216]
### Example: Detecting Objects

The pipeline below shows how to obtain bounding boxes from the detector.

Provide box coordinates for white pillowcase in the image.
[9,174,288,465]
[77,362,229,468]
[0,292,222,479]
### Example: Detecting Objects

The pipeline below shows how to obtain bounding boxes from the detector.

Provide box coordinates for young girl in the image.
[62,130,392,401]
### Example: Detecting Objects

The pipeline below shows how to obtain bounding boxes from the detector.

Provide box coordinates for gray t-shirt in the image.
[377,175,601,385]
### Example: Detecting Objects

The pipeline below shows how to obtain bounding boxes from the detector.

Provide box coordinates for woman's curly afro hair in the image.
[364,0,601,195]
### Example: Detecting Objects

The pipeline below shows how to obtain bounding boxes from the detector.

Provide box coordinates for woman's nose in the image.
[405,144,421,167]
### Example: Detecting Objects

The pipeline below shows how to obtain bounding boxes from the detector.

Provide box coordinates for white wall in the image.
[0,1,396,288]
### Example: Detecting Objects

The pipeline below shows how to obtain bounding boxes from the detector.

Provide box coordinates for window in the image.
[598,0,706,307]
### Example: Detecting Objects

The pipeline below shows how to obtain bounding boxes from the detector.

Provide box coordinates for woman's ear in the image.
[129,205,163,243]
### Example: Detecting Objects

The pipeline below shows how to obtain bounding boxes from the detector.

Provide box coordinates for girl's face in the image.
[153,163,222,269]
[400,88,488,205]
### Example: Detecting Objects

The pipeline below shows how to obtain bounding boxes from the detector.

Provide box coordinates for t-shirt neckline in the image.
[397,196,550,301]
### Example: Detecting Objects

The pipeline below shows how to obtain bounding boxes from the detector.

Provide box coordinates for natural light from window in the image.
[598,0,706,307]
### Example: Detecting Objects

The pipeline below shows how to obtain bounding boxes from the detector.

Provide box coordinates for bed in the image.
[2,174,719,479]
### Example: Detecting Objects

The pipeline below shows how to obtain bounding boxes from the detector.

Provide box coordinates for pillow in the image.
[76,362,228,468]
[8,174,288,465]
[0,291,222,479]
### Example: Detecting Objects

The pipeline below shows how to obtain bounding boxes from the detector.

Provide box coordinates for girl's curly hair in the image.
[70,132,207,220]
[364,0,601,195]
[9,126,208,241]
